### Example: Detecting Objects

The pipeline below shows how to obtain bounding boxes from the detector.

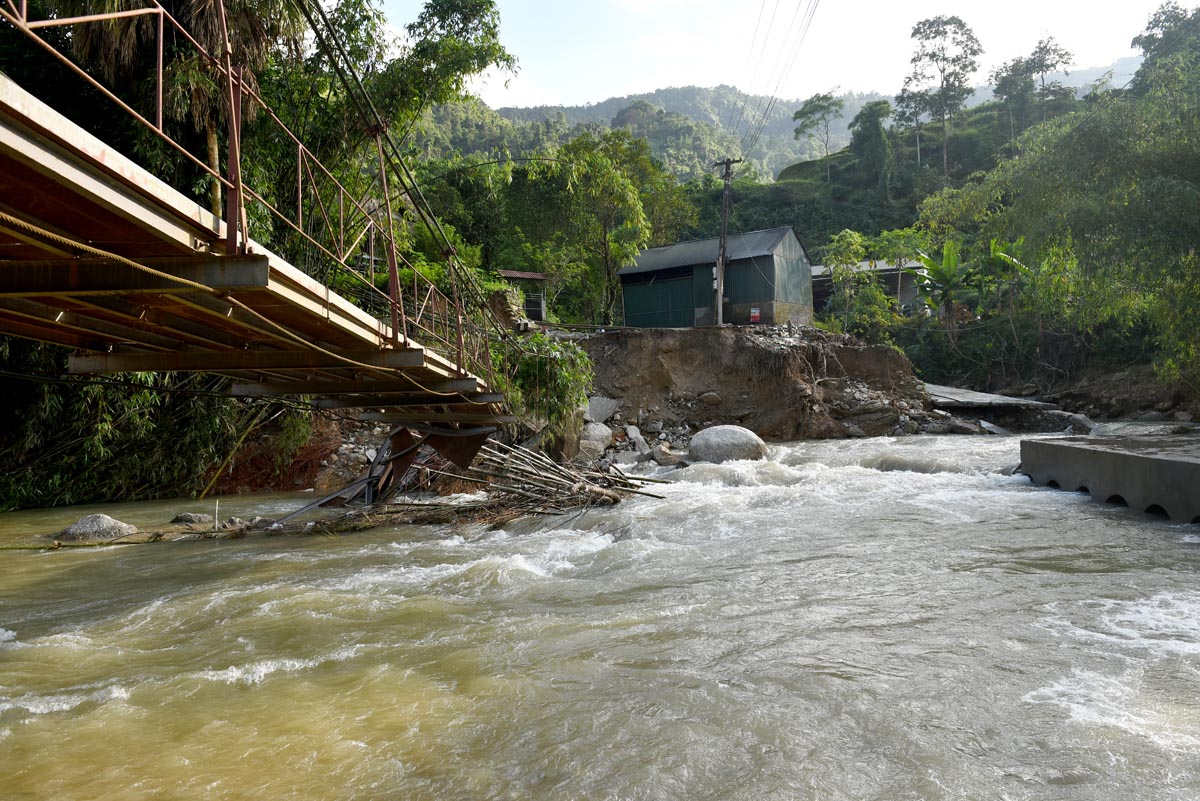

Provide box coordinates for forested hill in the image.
[494,85,889,178]
[420,60,1138,182]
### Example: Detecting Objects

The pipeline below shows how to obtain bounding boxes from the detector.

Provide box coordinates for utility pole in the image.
[713,157,742,325]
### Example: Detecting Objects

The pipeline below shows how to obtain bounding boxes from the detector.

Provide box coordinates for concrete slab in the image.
[1021,435,1200,523]
[927,383,1056,410]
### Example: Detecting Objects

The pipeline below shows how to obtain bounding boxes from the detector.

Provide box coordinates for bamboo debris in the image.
[3,443,665,550]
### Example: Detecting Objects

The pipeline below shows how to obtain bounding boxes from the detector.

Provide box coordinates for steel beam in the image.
[228,377,479,396]
[313,393,504,410]
[358,411,517,424]
[0,256,270,296]
[69,347,426,373]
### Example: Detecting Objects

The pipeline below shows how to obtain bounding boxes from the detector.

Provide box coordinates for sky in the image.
[381,0,1179,108]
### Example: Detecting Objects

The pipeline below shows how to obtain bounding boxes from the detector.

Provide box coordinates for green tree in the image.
[848,100,893,200]
[894,80,930,167]
[1028,36,1074,121]
[792,90,845,182]
[990,56,1036,149]
[907,15,983,177]
[518,130,689,325]
[823,229,867,331]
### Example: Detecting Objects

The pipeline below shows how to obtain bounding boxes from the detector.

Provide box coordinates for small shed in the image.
[619,227,813,328]
[810,260,922,313]
[498,269,549,322]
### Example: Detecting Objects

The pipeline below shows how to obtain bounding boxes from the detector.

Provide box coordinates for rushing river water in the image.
[1,435,1198,800]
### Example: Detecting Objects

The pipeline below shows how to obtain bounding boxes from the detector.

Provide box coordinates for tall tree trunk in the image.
[941,110,949,177]
[207,119,221,219]
[914,122,922,166]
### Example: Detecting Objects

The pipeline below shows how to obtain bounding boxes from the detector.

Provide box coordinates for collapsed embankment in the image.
[577,326,935,442]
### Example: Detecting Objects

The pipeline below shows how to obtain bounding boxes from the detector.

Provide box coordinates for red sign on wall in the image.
[750,307,761,323]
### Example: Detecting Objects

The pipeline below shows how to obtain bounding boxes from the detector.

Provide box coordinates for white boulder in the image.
[688,425,768,463]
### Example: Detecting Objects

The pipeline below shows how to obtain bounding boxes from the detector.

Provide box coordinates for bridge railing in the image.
[0,0,501,384]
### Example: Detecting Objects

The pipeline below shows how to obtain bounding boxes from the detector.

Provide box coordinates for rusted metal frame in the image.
[367,227,376,286]
[373,134,405,348]
[244,94,381,226]
[0,10,235,200]
[156,10,163,130]
[301,156,339,258]
[236,187,398,324]
[237,185,377,306]
[216,0,244,255]
[223,67,244,254]
[24,7,160,29]
[412,282,436,329]
[296,145,304,232]
[340,221,371,266]
[449,259,466,376]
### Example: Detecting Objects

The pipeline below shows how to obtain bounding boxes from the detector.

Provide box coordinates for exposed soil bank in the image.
[579,326,931,441]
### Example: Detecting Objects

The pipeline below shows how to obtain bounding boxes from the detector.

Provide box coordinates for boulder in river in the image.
[170,512,214,525]
[54,513,137,542]
[688,425,768,463]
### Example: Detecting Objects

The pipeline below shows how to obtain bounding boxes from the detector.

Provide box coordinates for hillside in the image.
[495,85,889,178]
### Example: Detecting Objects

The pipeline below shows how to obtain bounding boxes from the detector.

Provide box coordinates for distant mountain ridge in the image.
[477,56,1141,180]
[497,85,888,177]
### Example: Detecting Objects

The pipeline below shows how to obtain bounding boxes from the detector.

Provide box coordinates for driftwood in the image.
[3,443,665,550]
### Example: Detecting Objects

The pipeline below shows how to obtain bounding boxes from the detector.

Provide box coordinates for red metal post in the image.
[156,10,163,131]
[450,259,466,376]
[374,134,404,347]
[297,145,303,231]
[224,66,243,254]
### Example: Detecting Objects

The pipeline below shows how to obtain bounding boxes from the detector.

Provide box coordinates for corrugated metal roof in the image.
[498,269,549,281]
[620,227,796,276]
[810,260,914,278]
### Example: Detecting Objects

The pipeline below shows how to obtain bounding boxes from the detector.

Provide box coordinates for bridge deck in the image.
[0,73,511,428]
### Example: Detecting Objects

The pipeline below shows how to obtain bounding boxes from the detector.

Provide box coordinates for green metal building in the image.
[619,227,813,327]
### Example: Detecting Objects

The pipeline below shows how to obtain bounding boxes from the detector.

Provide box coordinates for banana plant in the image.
[906,240,974,340]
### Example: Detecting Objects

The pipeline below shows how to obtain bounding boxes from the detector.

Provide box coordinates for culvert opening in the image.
[1076,486,1089,494]
[1106,495,1128,507]
[1145,504,1170,519]
[1046,480,1061,489]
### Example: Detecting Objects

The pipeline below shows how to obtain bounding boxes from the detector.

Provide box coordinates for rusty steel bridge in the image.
[0,0,516,500]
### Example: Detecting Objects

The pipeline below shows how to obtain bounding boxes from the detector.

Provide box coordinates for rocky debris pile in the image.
[1038,365,1199,423]
[313,421,388,490]
[578,325,944,444]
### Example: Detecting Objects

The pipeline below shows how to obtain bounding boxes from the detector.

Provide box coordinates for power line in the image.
[738,0,812,152]
[741,0,821,158]
[725,0,776,135]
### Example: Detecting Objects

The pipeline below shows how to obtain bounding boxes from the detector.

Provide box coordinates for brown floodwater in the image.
[1,437,1198,800]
